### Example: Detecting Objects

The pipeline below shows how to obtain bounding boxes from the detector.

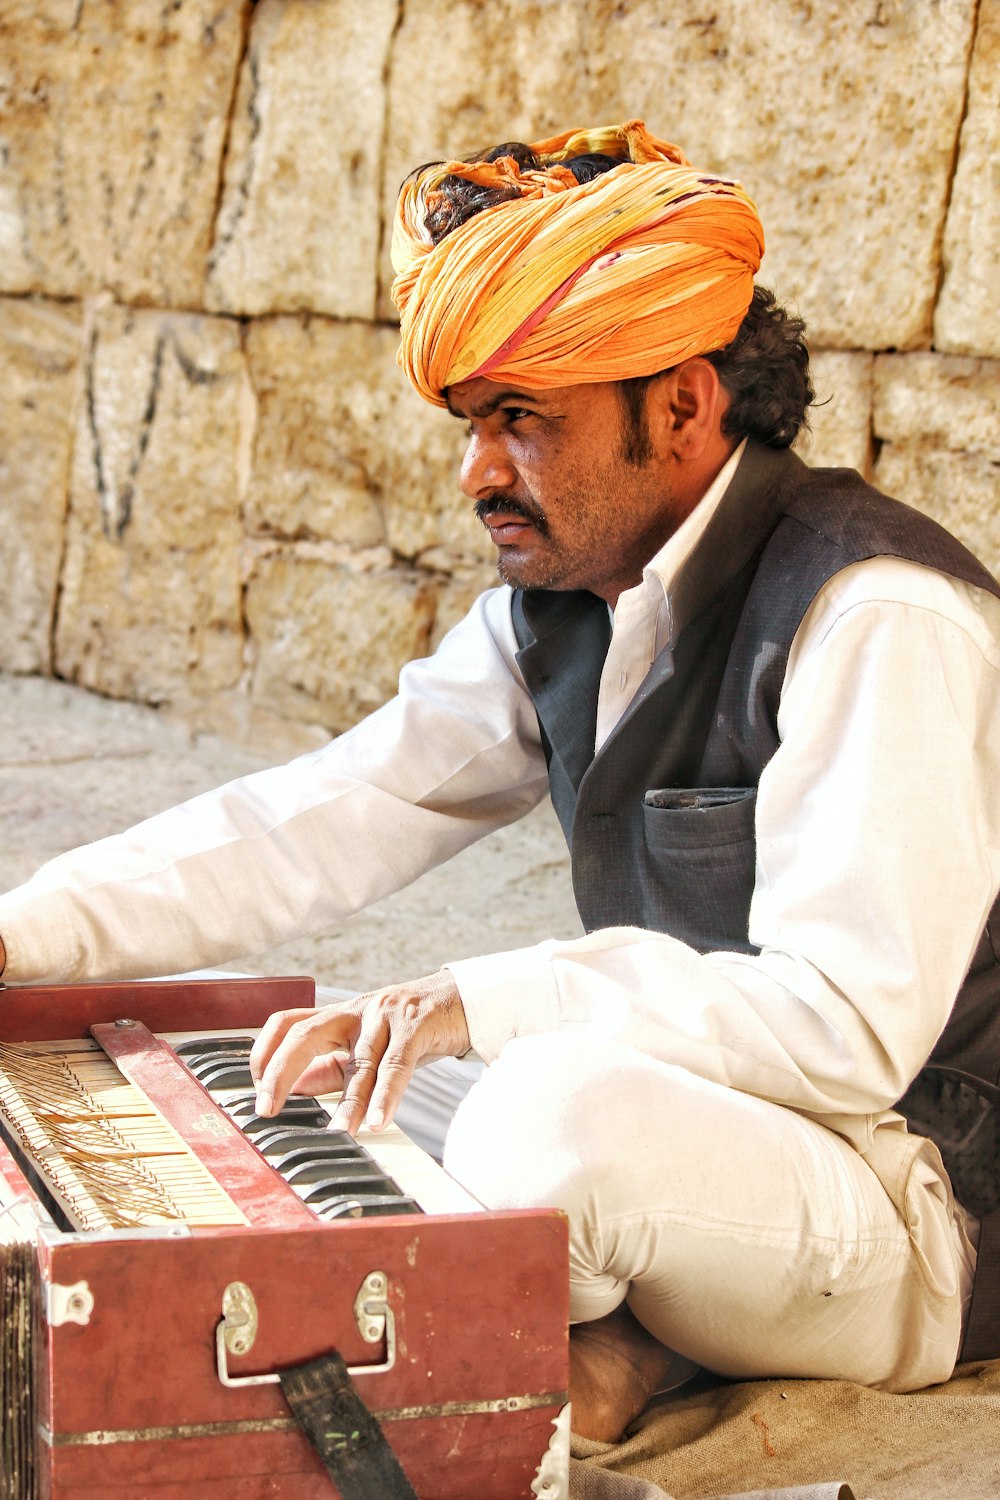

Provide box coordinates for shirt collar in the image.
[611,439,747,641]
[644,439,747,597]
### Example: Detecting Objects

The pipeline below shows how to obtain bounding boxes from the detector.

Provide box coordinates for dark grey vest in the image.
[512,439,1000,1098]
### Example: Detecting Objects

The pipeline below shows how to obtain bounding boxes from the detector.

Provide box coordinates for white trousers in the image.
[399,1034,970,1394]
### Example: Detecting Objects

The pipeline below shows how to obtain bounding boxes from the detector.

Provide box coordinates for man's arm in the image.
[440,561,1000,1126]
[249,560,1000,1138]
[0,589,548,985]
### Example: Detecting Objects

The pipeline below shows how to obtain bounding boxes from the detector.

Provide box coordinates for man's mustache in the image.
[473,494,550,537]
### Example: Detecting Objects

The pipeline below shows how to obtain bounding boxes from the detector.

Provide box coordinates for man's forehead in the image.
[443,378,621,422]
[444,380,548,419]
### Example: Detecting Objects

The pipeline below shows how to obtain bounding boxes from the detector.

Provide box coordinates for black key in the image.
[284,1159,398,1188]
[269,1144,373,1176]
[298,1174,398,1204]
[253,1127,363,1158]
[240,1103,330,1136]
[224,1093,334,1130]
[188,1059,255,1090]
[183,1049,252,1071]
[279,1099,332,1122]
[317,1196,420,1220]
[175,1037,256,1057]
[227,1096,330,1125]
[222,1094,261,1118]
[318,1199,365,1219]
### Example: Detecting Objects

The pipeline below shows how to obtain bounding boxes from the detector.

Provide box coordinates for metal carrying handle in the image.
[215,1271,395,1388]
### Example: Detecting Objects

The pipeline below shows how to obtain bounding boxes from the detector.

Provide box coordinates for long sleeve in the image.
[450,559,1000,1133]
[0,588,549,983]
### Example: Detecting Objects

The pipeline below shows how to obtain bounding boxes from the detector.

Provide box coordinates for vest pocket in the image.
[642,786,757,846]
[639,787,758,952]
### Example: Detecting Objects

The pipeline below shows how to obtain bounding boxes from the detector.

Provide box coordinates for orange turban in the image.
[391,120,764,407]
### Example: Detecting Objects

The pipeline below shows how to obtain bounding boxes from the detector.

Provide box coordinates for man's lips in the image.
[479,510,538,546]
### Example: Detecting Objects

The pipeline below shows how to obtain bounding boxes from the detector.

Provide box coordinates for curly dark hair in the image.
[621,287,814,453]
[420,141,813,450]
[705,288,814,449]
[422,143,622,244]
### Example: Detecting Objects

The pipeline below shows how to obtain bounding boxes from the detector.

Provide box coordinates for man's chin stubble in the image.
[495,554,562,592]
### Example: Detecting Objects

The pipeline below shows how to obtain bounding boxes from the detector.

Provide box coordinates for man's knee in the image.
[442,1033,623,1214]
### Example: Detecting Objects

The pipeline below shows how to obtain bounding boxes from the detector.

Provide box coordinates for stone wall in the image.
[1,0,997,745]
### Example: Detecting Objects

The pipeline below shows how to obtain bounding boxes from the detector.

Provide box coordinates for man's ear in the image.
[646,358,729,462]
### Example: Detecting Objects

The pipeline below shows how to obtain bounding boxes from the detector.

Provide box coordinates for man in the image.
[2,121,999,1443]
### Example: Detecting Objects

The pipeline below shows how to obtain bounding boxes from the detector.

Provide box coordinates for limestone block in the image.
[586,0,977,350]
[380,0,590,313]
[244,317,489,568]
[873,445,999,578]
[429,568,504,652]
[874,354,1000,459]
[384,1,976,347]
[935,0,1000,356]
[381,396,491,568]
[244,319,386,549]
[0,0,246,306]
[245,554,437,730]
[795,350,873,475]
[55,303,248,705]
[0,297,82,672]
[205,0,397,318]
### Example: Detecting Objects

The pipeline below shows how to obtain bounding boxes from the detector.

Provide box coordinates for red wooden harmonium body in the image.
[0,978,569,1499]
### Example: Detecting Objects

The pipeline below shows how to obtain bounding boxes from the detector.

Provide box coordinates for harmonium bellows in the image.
[0,979,569,1499]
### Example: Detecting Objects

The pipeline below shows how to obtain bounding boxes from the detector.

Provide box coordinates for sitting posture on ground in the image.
[2,120,998,1442]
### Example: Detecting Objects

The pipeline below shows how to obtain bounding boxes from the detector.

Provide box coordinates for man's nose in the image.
[459,430,517,500]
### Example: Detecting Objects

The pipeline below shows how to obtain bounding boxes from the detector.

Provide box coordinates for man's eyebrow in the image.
[445,388,545,420]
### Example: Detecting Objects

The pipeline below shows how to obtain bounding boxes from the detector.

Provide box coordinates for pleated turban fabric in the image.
[391,120,764,407]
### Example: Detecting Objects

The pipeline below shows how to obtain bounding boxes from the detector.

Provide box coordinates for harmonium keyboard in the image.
[0,978,569,1500]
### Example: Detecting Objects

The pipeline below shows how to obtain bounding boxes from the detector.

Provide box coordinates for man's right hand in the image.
[248,968,471,1137]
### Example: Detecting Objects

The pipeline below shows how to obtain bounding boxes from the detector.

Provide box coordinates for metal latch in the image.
[353,1269,387,1343]
[47,1279,94,1328]
[216,1272,395,1388]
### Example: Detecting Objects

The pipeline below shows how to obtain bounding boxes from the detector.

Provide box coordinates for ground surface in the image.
[0,672,581,991]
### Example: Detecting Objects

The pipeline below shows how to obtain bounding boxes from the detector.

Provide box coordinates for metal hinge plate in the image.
[47,1279,94,1328]
[217,1271,395,1387]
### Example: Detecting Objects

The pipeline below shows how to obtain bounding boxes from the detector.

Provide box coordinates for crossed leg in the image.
[441,1033,966,1440]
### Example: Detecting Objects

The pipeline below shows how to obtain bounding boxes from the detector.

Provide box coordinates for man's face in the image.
[446,377,687,605]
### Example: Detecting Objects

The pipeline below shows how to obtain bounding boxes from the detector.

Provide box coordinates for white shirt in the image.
[2,467,999,1172]
[595,442,738,750]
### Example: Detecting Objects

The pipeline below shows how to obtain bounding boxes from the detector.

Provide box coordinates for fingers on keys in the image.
[249,975,466,1136]
[250,1006,359,1119]
[333,1013,419,1135]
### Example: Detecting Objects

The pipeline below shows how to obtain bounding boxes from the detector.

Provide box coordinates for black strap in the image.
[279,1352,418,1500]
[897,1066,1000,1220]
[897,1065,1000,1361]
[961,1207,1000,1363]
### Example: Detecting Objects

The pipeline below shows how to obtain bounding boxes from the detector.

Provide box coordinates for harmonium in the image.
[0,977,569,1499]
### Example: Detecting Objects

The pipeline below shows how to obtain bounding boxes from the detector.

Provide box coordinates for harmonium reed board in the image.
[0,978,569,1500]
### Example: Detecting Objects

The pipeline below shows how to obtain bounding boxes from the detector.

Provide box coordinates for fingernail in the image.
[256,1088,274,1116]
[368,1106,384,1131]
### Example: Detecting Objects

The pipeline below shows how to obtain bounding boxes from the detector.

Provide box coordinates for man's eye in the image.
[502,407,535,425]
